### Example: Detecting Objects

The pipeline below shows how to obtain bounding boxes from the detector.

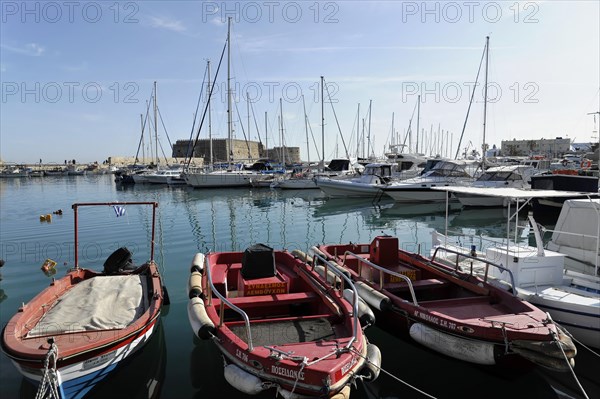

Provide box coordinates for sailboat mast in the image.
[227,17,233,164]
[207,60,213,168]
[153,81,158,165]
[482,36,489,167]
[321,76,325,172]
[416,95,420,154]
[265,111,268,159]
[391,112,395,146]
[302,94,310,166]
[280,98,285,166]
[367,99,372,158]
[247,92,251,159]
[356,103,360,158]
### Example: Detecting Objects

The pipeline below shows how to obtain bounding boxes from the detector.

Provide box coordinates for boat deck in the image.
[228,317,336,347]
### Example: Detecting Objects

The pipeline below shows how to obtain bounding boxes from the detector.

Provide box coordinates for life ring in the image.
[581,159,592,169]
[561,159,568,167]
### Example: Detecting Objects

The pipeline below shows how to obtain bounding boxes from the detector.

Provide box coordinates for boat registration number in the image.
[82,351,116,370]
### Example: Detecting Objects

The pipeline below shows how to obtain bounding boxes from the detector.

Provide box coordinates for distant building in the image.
[501,137,571,158]
[265,146,301,164]
[172,139,263,162]
[172,139,301,164]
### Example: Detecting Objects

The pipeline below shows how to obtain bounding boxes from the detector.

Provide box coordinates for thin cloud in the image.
[1,42,46,56]
[149,16,187,33]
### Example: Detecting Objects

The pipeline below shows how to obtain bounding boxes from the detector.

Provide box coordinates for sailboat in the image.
[184,18,269,188]
[274,77,354,189]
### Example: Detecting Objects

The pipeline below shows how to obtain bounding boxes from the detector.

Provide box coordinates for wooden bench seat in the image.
[226,291,318,308]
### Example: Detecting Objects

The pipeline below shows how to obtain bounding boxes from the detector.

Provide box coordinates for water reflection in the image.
[20,320,167,399]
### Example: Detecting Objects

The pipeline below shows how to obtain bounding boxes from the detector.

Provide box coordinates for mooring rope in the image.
[548,317,590,399]
[350,347,437,399]
[35,340,60,399]
[561,325,600,358]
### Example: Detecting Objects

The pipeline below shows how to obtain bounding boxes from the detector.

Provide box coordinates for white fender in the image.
[190,253,205,274]
[342,288,375,326]
[291,249,313,263]
[330,385,351,399]
[188,271,203,298]
[314,265,339,286]
[409,323,496,365]
[187,296,215,340]
[355,281,391,311]
[360,343,382,381]
[223,364,265,395]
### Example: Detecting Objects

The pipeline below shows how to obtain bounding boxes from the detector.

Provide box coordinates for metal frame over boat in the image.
[316,236,577,371]
[187,244,381,398]
[1,202,167,399]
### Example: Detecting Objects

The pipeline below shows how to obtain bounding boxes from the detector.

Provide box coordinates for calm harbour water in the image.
[0,175,597,399]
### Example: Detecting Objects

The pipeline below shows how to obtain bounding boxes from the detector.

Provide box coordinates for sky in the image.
[1,0,599,164]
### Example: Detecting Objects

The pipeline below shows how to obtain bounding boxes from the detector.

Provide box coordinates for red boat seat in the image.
[228,291,318,308]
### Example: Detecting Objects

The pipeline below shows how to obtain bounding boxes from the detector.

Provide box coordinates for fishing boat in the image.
[1,201,168,399]
[430,186,600,349]
[315,235,577,371]
[186,243,381,398]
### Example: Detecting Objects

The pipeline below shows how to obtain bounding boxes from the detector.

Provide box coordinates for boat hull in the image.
[2,261,165,399]
[520,287,600,349]
[13,322,158,399]
[184,171,262,187]
[317,237,576,371]
[275,177,318,189]
[316,178,385,198]
[383,187,454,202]
[187,248,376,397]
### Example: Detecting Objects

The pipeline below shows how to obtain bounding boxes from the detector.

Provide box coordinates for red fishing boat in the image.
[187,244,381,398]
[316,235,577,372]
[1,202,167,399]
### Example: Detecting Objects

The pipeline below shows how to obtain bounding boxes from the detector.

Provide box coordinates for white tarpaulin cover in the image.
[547,199,600,268]
[28,275,146,337]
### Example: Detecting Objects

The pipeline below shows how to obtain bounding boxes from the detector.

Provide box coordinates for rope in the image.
[350,347,437,399]
[288,358,307,396]
[561,325,600,358]
[550,329,590,399]
[35,340,60,399]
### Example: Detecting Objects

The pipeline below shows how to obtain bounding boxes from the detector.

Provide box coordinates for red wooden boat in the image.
[1,202,167,399]
[187,244,381,398]
[316,235,577,372]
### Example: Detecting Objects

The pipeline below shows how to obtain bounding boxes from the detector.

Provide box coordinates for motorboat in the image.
[382,160,476,203]
[316,236,577,371]
[1,202,168,399]
[145,168,185,184]
[452,165,534,207]
[316,163,392,198]
[186,243,381,397]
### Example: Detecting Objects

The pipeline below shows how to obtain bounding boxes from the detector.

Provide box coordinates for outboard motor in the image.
[103,247,136,274]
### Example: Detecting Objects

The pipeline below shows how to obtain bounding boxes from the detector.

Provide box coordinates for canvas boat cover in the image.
[27,275,147,337]
[547,199,600,267]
